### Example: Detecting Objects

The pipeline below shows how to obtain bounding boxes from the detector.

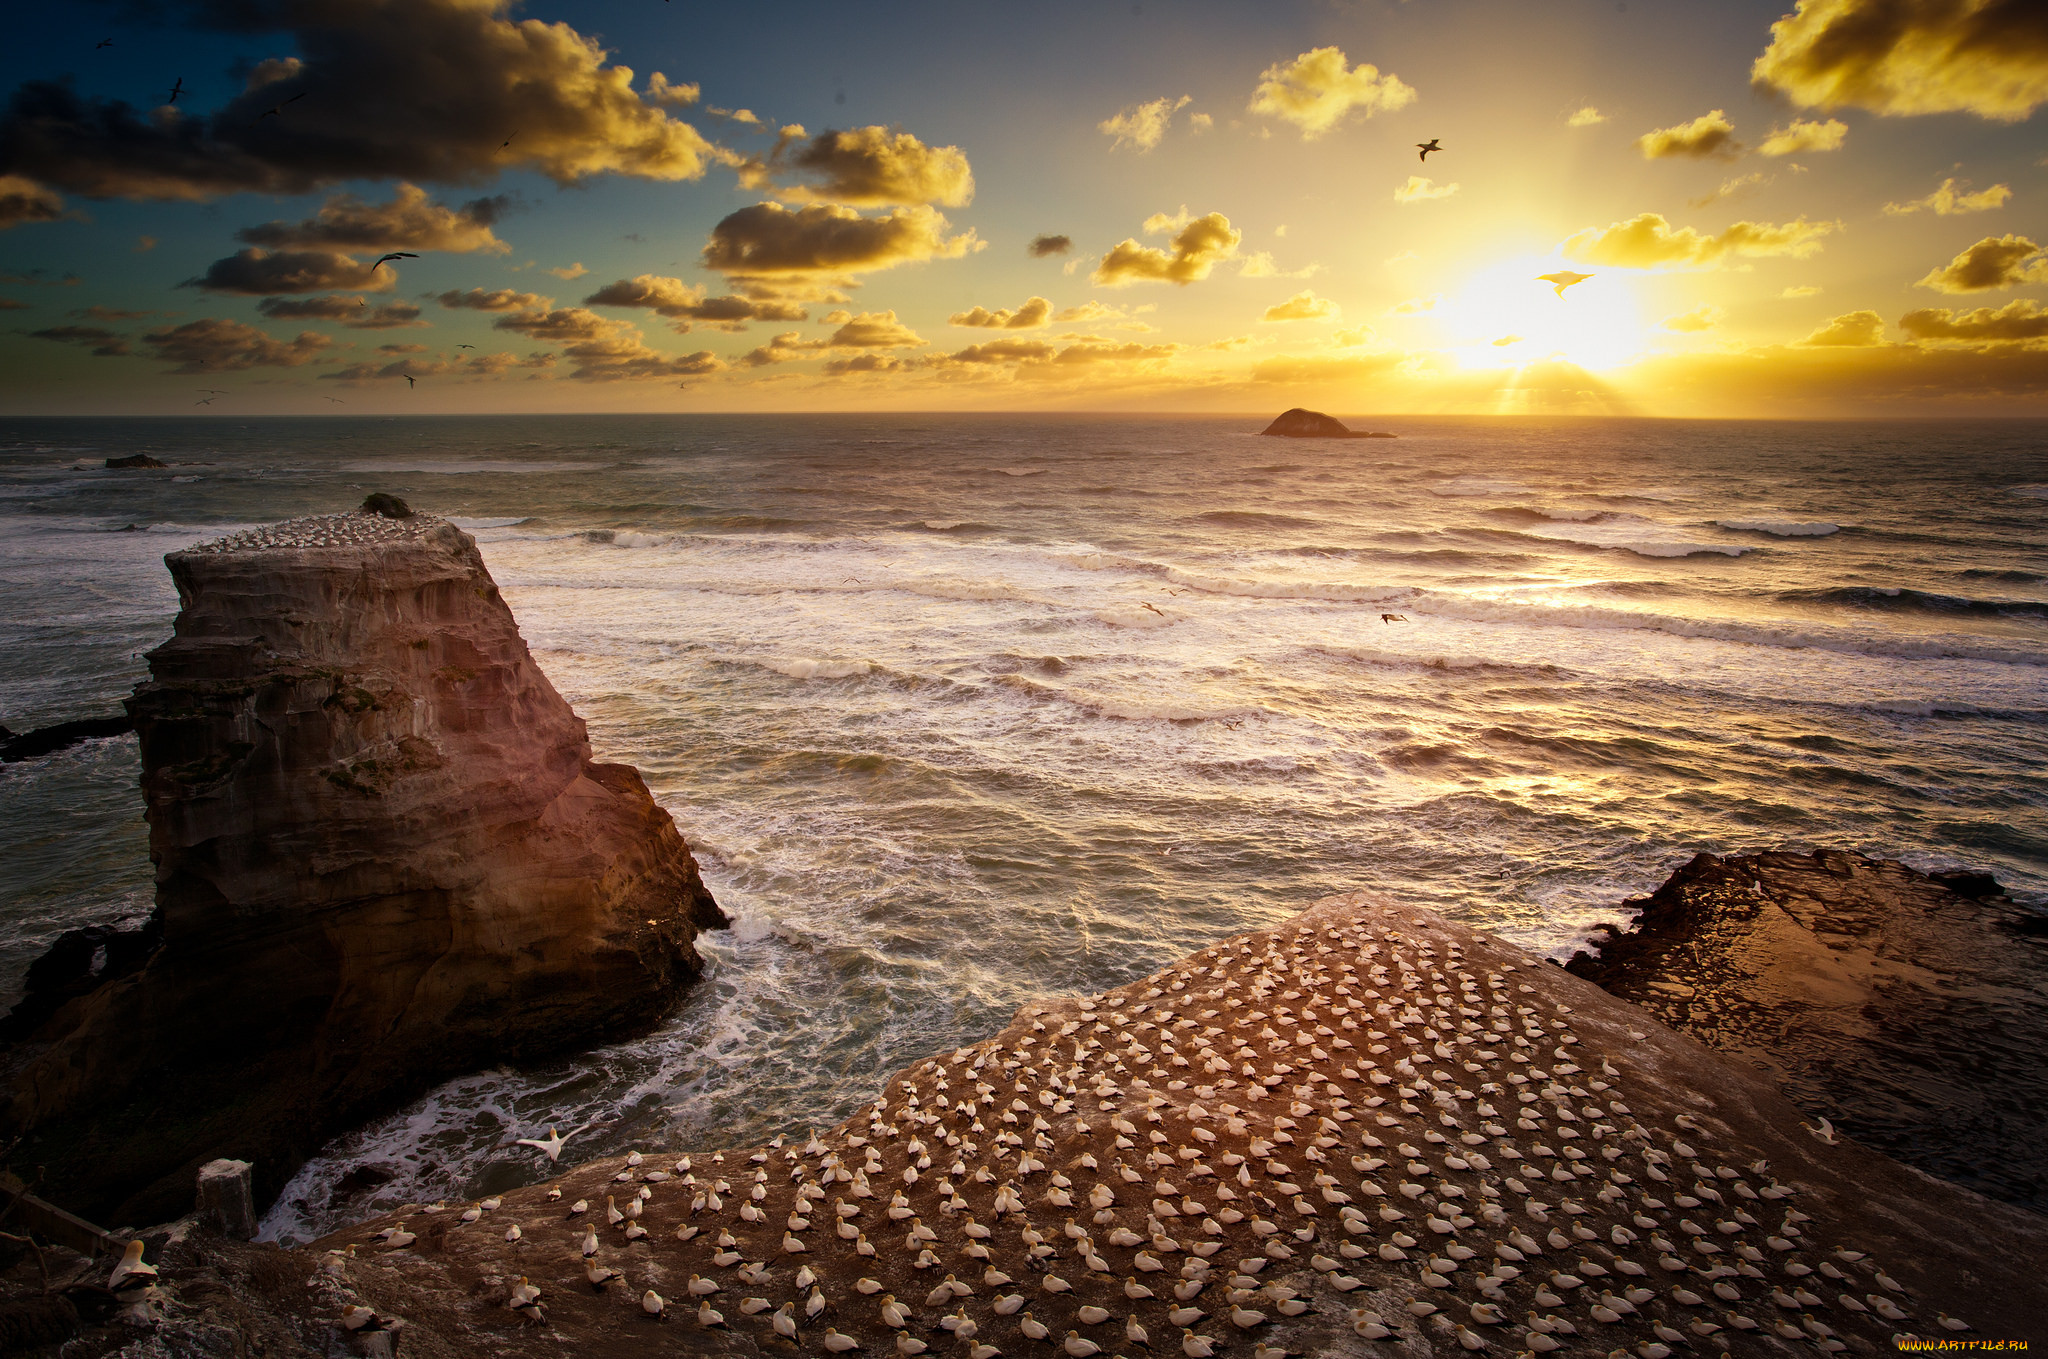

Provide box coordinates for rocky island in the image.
[0,500,726,1228]
[1259,408,1396,438]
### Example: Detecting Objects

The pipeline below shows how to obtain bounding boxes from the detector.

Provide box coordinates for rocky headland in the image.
[1565,849,2048,1213]
[0,501,726,1229]
[1259,408,1396,438]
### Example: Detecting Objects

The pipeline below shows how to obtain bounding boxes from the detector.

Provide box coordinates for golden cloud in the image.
[737,331,831,367]
[645,74,700,108]
[545,263,589,281]
[1567,106,1607,127]
[702,202,981,290]
[1099,96,1191,152]
[1091,210,1241,287]
[749,126,975,206]
[583,275,807,326]
[141,317,331,372]
[183,248,398,295]
[1756,118,1848,156]
[436,287,551,312]
[1028,235,1071,258]
[1801,310,1886,346]
[1752,0,2048,122]
[490,305,722,381]
[321,350,552,384]
[950,297,1052,329]
[1392,175,1458,204]
[940,338,1059,365]
[1054,301,1121,323]
[821,309,925,349]
[1260,290,1339,323]
[257,295,425,329]
[1248,47,1416,139]
[1915,234,2048,292]
[1635,109,1742,160]
[237,184,510,253]
[0,175,63,229]
[0,0,720,200]
[1884,178,2013,216]
[1237,252,1318,280]
[1900,299,2048,343]
[1563,212,1841,268]
[1661,304,1725,332]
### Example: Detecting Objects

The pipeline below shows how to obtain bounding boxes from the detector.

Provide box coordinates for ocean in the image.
[1,412,2043,1242]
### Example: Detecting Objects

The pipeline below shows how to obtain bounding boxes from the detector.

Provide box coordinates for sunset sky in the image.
[1,0,2043,417]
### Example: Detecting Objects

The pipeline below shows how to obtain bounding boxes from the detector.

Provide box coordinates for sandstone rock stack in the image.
[0,506,725,1226]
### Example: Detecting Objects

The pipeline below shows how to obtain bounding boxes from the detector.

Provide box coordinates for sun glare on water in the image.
[1436,255,1646,372]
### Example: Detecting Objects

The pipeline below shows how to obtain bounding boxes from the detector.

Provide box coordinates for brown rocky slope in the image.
[0,505,726,1228]
[1565,849,2047,1214]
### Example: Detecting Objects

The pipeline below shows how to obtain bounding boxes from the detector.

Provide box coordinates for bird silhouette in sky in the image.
[1416,139,1441,161]
[325,396,345,403]
[457,343,475,349]
[1538,270,1593,297]
[166,78,184,104]
[95,38,113,49]
[256,91,306,122]
[371,252,418,272]
[403,374,416,387]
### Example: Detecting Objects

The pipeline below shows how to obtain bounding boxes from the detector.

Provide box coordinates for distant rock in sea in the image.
[1567,848,2048,1212]
[0,505,727,1226]
[104,454,166,469]
[1259,407,1396,438]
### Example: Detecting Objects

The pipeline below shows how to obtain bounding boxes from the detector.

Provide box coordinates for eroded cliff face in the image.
[0,509,724,1226]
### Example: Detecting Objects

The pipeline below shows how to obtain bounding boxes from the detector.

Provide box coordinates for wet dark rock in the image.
[359,492,413,519]
[0,714,134,762]
[104,454,167,469]
[1567,848,2048,1211]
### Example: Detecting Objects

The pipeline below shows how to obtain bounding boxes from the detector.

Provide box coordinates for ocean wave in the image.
[2008,484,2048,499]
[1310,643,1568,678]
[754,657,875,680]
[1961,567,2044,584]
[989,672,1247,723]
[996,467,1048,477]
[1509,514,1750,559]
[1781,585,2048,621]
[339,459,598,475]
[1416,593,2048,667]
[448,516,532,530]
[1193,510,1329,529]
[907,579,1035,603]
[919,520,999,533]
[1156,565,1399,603]
[1432,476,1531,497]
[1718,518,1841,537]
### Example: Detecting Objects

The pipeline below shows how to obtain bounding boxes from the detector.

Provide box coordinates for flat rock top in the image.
[184,510,450,556]
[307,889,2047,1354]
[1567,849,2048,1213]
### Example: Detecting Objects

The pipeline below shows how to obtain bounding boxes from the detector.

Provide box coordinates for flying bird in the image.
[256,91,306,121]
[95,39,114,49]
[403,374,416,388]
[1380,613,1408,624]
[1141,602,1166,617]
[501,133,517,149]
[1416,139,1441,161]
[371,252,418,272]
[1538,271,1593,298]
[457,343,475,348]
[167,78,184,104]
[325,396,345,403]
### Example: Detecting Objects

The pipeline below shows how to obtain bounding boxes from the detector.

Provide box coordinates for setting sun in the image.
[1436,255,1648,373]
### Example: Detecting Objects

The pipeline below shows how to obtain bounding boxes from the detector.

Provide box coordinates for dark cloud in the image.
[1028,235,1072,258]
[237,183,510,253]
[1900,299,2048,343]
[321,349,546,383]
[184,247,394,295]
[0,297,26,310]
[257,294,425,328]
[1915,234,2048,293]
[28,324,129,356]
[0,0,719,201]
[701,202,980,292]
[582,274,806,327]
[140,316,331,373]
[0,174,63,228]
[491,304,722,380]
[435,286,550,312]
[743,125,973,206]
[79,304,164,321]
[1752,0,2048,122]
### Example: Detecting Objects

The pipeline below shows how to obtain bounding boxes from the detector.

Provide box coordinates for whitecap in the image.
[449,517,532,530]
[1432,475,1531,497]
[758,658,873,680]
[1718,519,1841,537]
[1092,605,1177,628]
[1513,514,1749,558]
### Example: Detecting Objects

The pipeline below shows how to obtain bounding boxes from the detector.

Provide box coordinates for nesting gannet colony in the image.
[313,891,2047,1354]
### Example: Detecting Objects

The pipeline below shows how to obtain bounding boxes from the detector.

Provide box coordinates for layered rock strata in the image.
[0,507,725,1227]
[307,891,2046,1354]
[1566,849,2048,1213]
